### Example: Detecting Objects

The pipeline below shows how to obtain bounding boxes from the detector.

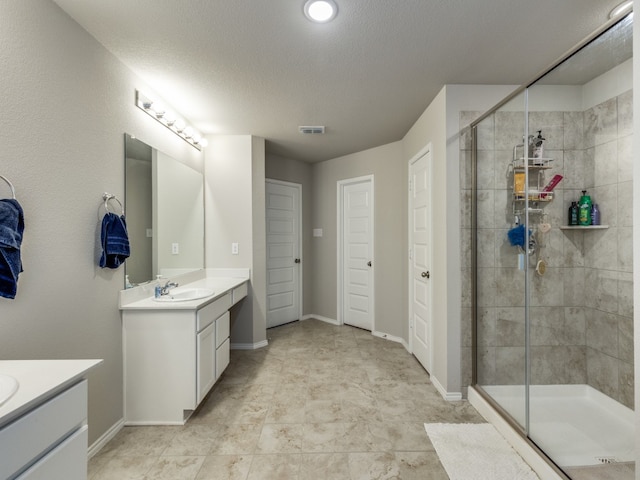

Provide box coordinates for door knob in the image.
[294,258,301,264]
[421,271,430,278]
[367,261,372,267]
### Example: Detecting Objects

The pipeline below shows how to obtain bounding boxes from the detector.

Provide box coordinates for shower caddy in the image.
[511,142,554,222]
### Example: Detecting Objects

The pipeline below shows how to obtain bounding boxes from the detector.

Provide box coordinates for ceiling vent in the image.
[298,126,325,135]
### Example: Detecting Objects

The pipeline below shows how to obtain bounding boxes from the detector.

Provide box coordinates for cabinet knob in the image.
[367,261,372,267]
[421,271,430,278]
[294,258,301,264]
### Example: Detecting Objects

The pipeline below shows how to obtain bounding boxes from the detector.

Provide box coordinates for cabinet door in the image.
[196,322,216,404]
[216,338,230,380]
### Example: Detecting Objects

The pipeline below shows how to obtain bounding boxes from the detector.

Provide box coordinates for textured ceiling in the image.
[53,0,623,162]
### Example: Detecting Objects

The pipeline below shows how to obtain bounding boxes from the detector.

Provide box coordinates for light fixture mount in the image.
[135,90,207,150]
[303,0,338,23]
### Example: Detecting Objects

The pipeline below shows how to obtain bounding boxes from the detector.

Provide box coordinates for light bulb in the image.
[304,0,337,23]
[164,111,176,126]
[184,126,194,139]
[174,119,186,133]
[200,138,209,148]
[152,102,166,118]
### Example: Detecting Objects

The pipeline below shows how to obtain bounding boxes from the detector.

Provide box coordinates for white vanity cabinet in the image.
[122,281,247,425]
[0,360,101,480]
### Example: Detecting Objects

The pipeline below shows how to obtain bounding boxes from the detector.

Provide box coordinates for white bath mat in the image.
[424,423,539,480]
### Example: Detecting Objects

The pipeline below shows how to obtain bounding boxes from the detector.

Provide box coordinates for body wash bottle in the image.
[578,190,592,226]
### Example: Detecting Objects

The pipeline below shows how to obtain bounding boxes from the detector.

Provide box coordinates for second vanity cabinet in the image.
[122,281,246,425]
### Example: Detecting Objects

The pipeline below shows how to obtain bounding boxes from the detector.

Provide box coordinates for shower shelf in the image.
[560,225,609,230]
[513,158,554,170]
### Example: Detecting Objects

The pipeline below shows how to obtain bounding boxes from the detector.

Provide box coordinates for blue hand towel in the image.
[99,212,130,269]
[0,199,25,299]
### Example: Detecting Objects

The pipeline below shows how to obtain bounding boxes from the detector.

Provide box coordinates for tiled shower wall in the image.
[460,90,634,409]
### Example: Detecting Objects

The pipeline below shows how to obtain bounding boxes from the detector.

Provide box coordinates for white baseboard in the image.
[431,375,463,401]
[88,418,124,458]
[468,386,563,480]
[231,340,269,350]
[301,314,339,326]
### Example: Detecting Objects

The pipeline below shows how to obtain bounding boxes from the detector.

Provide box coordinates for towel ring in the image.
[0,175,16,199]
[103,192,124,215]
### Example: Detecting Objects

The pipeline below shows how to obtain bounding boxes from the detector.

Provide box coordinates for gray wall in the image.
[0,0,204,445]
[266,144,406,339]
[309,142,405,338]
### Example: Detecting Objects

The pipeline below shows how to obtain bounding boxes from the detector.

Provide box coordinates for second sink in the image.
[153,288,215,302]
[0,374,19,407]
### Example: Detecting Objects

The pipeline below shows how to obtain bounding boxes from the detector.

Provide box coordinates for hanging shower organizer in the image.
[510,143,554,222]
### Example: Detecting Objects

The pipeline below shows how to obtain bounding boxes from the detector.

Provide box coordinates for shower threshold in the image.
[482,384,634,468]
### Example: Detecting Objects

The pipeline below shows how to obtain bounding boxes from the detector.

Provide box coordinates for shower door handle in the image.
[421,271,430,279]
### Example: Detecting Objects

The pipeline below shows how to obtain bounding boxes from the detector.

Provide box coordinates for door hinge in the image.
[409,248,413,260]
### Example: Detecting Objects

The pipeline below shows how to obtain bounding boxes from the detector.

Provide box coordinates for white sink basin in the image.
[153,288,214,302]
[0,374,18,407]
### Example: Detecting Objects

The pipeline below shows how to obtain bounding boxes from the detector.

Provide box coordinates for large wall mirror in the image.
[124,134,205,285]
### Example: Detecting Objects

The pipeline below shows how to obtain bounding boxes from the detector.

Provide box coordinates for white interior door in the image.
[266,180,301,328]
[410,149,432,372]
[339,177,374,331]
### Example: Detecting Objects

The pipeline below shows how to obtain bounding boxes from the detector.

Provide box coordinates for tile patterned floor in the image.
[89,319,485,479]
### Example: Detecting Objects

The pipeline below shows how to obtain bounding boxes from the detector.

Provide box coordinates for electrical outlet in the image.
[232,242,239,255]
[172,243,179,255]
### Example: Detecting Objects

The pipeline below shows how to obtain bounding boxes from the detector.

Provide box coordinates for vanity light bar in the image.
[135,90,207,150]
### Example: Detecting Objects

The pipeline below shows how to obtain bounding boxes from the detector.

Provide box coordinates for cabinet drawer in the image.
[216,338,230,379]
[215,311,230,348]
[17,425,87,480]
[232,282,248,305]
[0,380,87,480]
[197,292,231,331]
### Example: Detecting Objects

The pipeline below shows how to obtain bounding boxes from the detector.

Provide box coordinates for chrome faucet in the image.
[160,281,179,296]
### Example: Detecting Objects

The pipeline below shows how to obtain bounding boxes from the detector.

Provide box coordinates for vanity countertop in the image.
[119,275,249,311]
[0,359,102,428]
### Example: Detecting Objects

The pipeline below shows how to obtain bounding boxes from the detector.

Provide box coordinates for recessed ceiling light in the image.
[304,0,338,23]
[609,0,633,19]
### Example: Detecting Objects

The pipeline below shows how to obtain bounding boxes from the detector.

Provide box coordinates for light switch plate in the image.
[172,243,179,255]
[232,242,239,255]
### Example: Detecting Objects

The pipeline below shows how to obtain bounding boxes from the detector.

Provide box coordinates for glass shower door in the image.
[473,11,635,479]
[525,14,635,474]
[473,92,529,431]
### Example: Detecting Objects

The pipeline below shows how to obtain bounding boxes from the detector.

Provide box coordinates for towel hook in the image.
[0,175,16,199]
[103,192,124,215]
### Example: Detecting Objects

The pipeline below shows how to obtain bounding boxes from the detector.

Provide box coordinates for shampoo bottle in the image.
[569,202,579,226]
[578,190,592,226]
[591,203,601,226]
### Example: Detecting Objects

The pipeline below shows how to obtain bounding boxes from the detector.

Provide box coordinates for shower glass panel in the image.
[526,15,634,474]
[473,12,634,479]
[474,92,528,431]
